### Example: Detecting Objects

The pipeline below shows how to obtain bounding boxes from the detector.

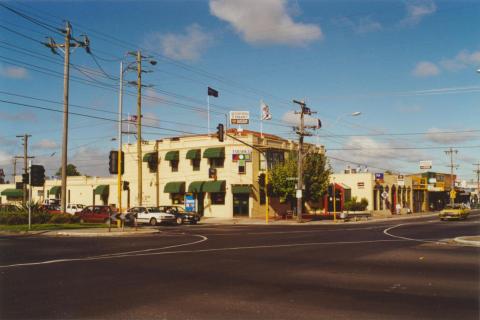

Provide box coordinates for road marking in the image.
[0,238,405,269]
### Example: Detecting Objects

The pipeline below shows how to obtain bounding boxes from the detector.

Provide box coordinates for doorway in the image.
[196,193,205,216]
[233,194,249,216]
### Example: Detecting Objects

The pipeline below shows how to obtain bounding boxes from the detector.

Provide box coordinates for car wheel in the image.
[150,218,157,226]
[176,217,183,225]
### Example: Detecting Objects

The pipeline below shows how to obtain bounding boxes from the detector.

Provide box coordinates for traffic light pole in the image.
[28,160,32,230]
[136,51,143,207]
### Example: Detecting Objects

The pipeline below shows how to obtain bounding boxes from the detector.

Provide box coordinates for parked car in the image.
[66,204,84,215]
[40,204,62,215]
[158,206,201,225]
[76,205,115,224]
[125,207,176,226]
[439,204,470,221]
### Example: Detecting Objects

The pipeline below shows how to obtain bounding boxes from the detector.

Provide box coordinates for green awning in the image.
[49,186,61,196]
[165,151,179,161]
[94,185,109,196]
[164,181,185,193]
[188,181,206,193]
[1,188,23,197]
[203,180,226,193]
[186,149,201,160]
[142,152,157,162]
[203,147,225,159]
[231,184,251,194]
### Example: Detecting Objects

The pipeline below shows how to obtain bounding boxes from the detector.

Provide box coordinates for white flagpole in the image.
[207,94,210,136]
[260,99,263,138]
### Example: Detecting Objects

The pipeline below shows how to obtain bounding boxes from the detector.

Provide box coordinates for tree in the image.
[56,164,81,176]
[269,151,331,203]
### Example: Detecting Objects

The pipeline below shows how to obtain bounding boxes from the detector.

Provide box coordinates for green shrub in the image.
[1,212,28,225]
[33,211,52,224]
[344,197,369,212]
[49,213,74,224]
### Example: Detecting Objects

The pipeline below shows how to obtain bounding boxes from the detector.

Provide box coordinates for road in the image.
[1,212,479,320]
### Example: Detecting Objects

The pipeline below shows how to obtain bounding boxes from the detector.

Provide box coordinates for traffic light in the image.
[258,173,266,188]
[30,165,45,187]
[216,123,224,142]
[109,151,124,175]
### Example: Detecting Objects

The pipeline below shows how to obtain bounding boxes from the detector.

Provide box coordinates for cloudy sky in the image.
[0,0,479,181]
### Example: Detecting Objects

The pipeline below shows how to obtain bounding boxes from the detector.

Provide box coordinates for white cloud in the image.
[440,50,480,71]
[425,128,478,144]
[143,88,167,107]
[0,111,37,122]
[412,61,440,77]
[144,24,213,61]
[0,65,28,79]
[33,139,58,149]
[210,0,323,46]
[400,0,436,27]
[142,112,160,127]
[334,16,382,34]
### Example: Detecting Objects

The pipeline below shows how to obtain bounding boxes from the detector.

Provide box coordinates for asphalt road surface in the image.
[1,212,479,320]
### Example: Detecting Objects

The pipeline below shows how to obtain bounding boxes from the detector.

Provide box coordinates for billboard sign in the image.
[420,160,432,170]
[230,111,250,125]
[375,173,384,182]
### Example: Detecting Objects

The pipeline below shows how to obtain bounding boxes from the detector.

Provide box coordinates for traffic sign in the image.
[450,190,456,199]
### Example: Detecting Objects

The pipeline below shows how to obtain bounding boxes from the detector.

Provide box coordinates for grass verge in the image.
[0,223,106,233]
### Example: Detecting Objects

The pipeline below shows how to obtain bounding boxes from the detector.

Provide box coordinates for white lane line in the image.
[0,238,405,269]
[383,224,440,243]
[94,234,208,258]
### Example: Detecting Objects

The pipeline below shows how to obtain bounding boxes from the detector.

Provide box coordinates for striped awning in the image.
[186,149,201,160]
[203,147,225,159]
[1,188,23,197]
[231,185,251,194]
[164,181,185,193]
[164,151,180,161]
[203,180,226,193]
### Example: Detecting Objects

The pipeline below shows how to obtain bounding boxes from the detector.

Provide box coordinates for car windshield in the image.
[444,204,462,209]
[147,207,159,212]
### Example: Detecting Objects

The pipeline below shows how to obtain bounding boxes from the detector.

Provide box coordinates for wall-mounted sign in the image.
[185,194,195,212]
[230,111,250,124]
[357,182,365,188]
[375,173,384,182]
[428,178,437,184]
[420,160,432,170]
[397,175,405,186]
[232,149,252,162]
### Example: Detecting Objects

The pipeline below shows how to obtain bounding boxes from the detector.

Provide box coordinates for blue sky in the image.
[0,0,479,182]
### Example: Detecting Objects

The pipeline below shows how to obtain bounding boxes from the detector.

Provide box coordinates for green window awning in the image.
[143,152,158,162]
[1,188,23,197]
[49,186,61,196]
[164,181,185,193]
[164,151,179,161]
[186,149,201,160]
[94,185,109,196]
[203,180,226,193]
[231,184,251,194]
[203,147,225,159]
[188,181,206,193]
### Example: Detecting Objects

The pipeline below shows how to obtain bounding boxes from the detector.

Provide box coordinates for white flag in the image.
[261,101,272,120]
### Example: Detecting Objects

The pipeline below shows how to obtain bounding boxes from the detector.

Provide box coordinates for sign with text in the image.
[230,111,250,125]
[375,173,384,182]
[420,160,432,170]
[232,149,252,162]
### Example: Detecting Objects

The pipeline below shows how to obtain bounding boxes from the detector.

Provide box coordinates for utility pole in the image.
[293,99,315,222]
[445,147,459,206]
[474,162,480,198]
[136,50,143,206]
[117,61,124,220]
[127,51,156,207]
[12,158,17,183]
[15,134,33,204]
[44,21,89,214]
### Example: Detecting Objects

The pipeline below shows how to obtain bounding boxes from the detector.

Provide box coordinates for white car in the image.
[66,204,84,215]
[126,207,176,226]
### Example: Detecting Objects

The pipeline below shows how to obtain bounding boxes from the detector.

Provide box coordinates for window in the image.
[238,162,246,174]
[192,159,200,171]
[171,193,185,205]
[210,158,224,169]
[211,192,225,205]
[263,150,285,170]
[171,160,179,172]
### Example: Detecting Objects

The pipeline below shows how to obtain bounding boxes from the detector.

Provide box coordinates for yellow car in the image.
[439,204,470,221]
